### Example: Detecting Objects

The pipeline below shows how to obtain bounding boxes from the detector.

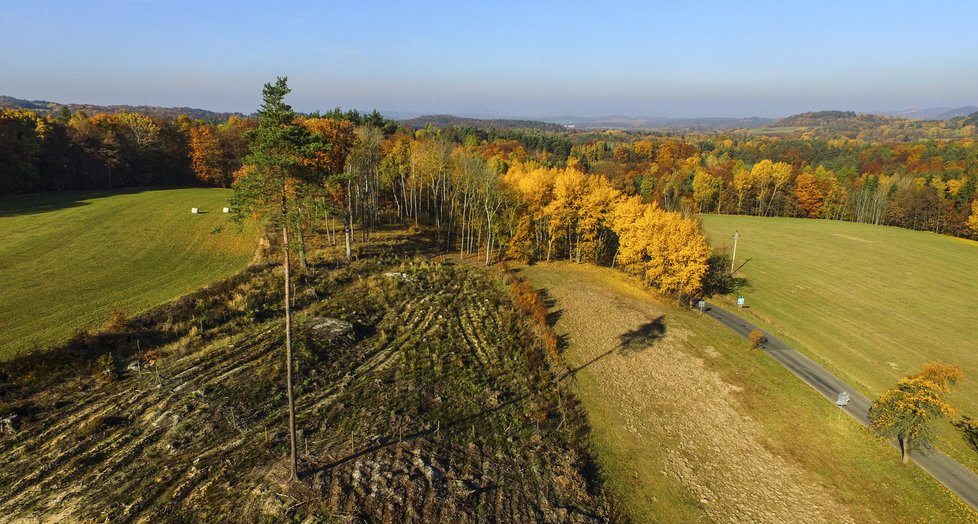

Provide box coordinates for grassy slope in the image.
[523,263,977,523]
[0,188,256,358]
[701,214,978,473]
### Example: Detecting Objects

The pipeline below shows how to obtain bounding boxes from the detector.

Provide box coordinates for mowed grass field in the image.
[701,215,978,472]
[522,263,976,522]
[0,188,256,359]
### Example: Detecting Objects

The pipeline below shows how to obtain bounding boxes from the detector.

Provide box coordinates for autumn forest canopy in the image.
[3,94,978,299]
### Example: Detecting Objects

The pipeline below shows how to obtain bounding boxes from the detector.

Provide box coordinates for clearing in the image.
[521,262,977,523]
[0,234,619,522]
[0,188,256,359]
[700,214,978,473]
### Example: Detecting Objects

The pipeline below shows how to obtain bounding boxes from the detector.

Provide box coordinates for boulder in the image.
[305,317,354,343]
[1,414,19,434]
[383,272,414,282]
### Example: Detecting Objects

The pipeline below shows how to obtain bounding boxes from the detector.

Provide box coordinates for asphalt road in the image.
[704,302,978,513]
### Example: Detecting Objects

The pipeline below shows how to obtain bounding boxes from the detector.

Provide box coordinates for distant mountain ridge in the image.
[5,93,976,131]
[544,115,775,130]
[0,95,244,122]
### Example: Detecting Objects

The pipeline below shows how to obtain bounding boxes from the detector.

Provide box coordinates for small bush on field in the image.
[136,350,160,366]
[104,309,129,332]
[95,353,119,383]
[509,279,548,327]
[499,261,517,285]
[748,329,767,349]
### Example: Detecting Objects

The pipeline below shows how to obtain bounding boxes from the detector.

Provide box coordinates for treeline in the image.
[0,107,399,195]
[0,109,199,193]
[6,101,978,263]
[224,100,714,301]
[595,135,978,237]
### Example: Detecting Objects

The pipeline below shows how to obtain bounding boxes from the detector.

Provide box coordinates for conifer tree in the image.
[231,77,320,481]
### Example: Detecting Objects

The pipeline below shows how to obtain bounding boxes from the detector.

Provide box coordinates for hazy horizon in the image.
[2,0,977,119]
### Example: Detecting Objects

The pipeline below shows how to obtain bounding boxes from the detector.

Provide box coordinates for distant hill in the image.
[882,106,978,120]
[0,95,244,122]
[760,109,976,142]
[400,114,566,131]
[0,95,49,111]
[771,110,910,135]
[776,110,892,127]
[958,111,978,127]
[933,106,978,120]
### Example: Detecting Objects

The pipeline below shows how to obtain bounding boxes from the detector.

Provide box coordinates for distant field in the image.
[701,215,978,472]
[748,125,806,136]
[0,188,256,359]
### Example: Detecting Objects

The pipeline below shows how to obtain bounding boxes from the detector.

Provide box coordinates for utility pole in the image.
[731,230,741,273]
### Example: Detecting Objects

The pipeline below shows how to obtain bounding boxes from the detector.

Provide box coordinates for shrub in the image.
[508,278,560,358]
[95,353,119,383]
[104,309,129,332]
[748,330,767,349]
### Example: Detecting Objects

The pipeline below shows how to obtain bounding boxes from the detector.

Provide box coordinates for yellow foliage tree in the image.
[645,213,711,300]
[611,197,710,301]
[692,170,723,213]
[967,200,978,238]
[869,363,962,464]
[750,159,793,216]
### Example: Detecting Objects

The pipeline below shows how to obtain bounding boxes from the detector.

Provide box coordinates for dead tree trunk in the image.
[296,222,308,270]
[344,213,353,261]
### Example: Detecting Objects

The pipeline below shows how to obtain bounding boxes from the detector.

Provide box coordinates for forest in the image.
[3,104,978,293]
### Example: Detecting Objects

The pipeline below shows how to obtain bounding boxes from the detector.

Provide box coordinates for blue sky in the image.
[1,0,976,118]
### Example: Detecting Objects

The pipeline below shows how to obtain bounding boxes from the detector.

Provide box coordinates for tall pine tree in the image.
[231,77,320,481]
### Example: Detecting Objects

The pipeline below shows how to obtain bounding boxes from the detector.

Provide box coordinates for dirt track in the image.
[522,263,856,523]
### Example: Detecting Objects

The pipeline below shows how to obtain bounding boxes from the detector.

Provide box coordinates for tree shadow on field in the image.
[538,288,563,326]
[954,416,978,454]
[560,316,666,381]
[0,188,150,218]
[618,317,667,353]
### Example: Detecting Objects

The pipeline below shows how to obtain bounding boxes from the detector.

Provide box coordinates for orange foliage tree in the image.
[189,124,225,186]
[793,172,824,218]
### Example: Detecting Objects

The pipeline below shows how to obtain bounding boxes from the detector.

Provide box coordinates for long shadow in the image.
[303,390,533,478]
[955,416,978,454]
[618,317,666,353]
[308,317,668,475]
[732,276,752,293]
[0,187,151,218]
[560,316,666,381]
[538,288,564,326]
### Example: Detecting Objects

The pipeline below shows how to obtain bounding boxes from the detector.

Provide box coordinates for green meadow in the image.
[701,214,978,472]
[0,188,256,359]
